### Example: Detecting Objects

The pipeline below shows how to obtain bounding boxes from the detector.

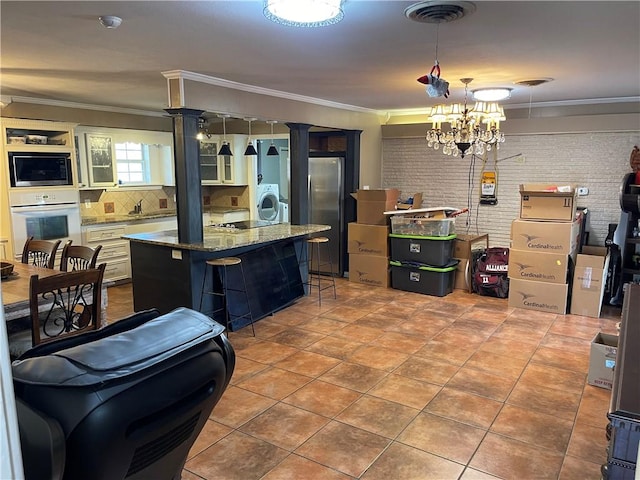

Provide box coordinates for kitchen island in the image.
[124,223,330,330]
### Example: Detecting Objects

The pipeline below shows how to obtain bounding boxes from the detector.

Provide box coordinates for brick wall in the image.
[382,132,640,247]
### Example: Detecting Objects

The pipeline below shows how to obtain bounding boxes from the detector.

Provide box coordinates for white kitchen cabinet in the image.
[208,210,250,225]
[199,134,248,186]
[83,216,177,283]
[85,133,117,187]
[75,126,174,189]
[83,223,130,283]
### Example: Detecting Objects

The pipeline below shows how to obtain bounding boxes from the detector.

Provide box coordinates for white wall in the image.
[382,131,640,247]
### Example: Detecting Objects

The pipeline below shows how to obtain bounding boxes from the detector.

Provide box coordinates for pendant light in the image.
[217,114,233,156]
[266,120,279,156]
[244,117,258,156]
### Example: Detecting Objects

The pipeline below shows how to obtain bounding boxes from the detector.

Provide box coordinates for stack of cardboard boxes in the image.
[348,189,399,287]
[507,184,581,314]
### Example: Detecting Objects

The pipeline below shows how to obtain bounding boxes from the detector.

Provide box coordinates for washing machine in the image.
[256,184,280,222]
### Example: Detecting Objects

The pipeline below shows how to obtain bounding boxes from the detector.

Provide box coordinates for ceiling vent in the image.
[404,1,476,24]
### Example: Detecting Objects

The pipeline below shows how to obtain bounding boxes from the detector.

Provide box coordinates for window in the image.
[115,142,148,184]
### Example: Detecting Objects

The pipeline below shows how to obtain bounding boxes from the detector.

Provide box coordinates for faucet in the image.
[134,199,143,214]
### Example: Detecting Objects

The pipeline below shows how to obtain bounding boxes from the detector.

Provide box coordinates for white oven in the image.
[9,189,82,262]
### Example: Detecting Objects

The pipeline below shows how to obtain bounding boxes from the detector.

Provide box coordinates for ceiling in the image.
[1,1,639,117]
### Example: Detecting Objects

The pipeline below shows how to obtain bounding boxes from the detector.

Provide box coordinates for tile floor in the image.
[106,279,619,480]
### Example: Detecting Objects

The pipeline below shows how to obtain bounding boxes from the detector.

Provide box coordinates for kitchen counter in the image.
[124,223,329,252]
[203,206,249,214]
[81,210,177,226]
[126,223,330,331]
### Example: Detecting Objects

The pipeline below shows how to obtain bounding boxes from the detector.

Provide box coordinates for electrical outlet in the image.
[577,187,589,196]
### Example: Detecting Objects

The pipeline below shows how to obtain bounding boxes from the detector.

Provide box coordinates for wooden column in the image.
[165,108,204,243]
[286,123,313,225]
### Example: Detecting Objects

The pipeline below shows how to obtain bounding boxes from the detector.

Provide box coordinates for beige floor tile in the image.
[305,335,366,360]
[268,327,327,348]
[319,362,388,393]
[236,367,312,400]
[519,361,587,394]
[261,454,354,480]
[367,374,442,410]
[295,421,390,478]
[470,433,565,480]
[346,345,409,372]
[446,366,517,401]
[463,349,529,379]
[361,442,465,480]
[236,340,300,364]
[425,387,503,429]
[239,403,329,450]
[394,355,460,386]
[566,422,608,464]
[185,430,289,480]
[209,386,276,428]
[490,404,574,452]
[274,350,341,377]
[558,455,604,480]
[398,412,486,464]
[507,381,581,418]
[336,395,420,438]
[283,379,362,417]
[187,419,233,460]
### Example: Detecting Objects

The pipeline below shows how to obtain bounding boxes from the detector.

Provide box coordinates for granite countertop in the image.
[81,211,177,226]
[204,207,250,214]
[124,223,330,252]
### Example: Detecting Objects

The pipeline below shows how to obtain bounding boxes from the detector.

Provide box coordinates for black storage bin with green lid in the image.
[390,260,458,297]
[389,233,456,267]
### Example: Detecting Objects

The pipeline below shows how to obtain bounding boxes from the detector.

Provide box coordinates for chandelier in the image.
[426,78,506,158]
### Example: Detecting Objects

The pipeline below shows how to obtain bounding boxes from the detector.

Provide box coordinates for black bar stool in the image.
[199,257,255,336]
[299,236,337,306]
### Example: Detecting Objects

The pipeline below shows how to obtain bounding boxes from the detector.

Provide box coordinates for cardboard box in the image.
[353,189,400,225]
[349,254,390,287]
[453,234,489,259]
[510,218,581,256]
[348,223,389,256]
[570,247,610,318]
[519,183,578,221]
[508,278,569,314]
[453,258,469,290]
[588,332,618,389]
[508,249,571,284]
[397,192,423,210]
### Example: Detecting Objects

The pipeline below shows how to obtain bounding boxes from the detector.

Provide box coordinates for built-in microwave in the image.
[9,152,73,187]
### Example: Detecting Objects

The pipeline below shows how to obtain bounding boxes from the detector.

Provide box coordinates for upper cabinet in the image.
[199,134,248,186]
[74,126,174,189]
[1,118,78,188]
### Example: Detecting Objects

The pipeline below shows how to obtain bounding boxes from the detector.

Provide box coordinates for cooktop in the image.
[210,220,277,230]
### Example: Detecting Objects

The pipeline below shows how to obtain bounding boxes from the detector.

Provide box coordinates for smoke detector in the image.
[404,1,476,24]
[99,15,123,29]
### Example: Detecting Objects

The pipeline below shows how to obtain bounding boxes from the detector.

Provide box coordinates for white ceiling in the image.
[1,1,639,116]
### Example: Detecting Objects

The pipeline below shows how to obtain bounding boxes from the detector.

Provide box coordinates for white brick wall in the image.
[382,132,640,247]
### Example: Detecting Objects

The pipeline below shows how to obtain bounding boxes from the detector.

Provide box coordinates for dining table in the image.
[1,260,108,324]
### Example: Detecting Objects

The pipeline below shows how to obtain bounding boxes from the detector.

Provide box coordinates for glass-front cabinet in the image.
[198,135,247,185]
[85,133,117,187]
[199,138,221,184]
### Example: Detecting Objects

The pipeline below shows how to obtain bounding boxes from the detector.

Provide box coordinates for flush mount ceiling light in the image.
[264,0,344,27]
[99,15,122,29]
[472,88,512,102]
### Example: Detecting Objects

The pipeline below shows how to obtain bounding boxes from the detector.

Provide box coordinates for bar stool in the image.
[199,257,255,336]
[300,236,337,306]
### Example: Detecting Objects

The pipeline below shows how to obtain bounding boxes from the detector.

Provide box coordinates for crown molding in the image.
[161,70,381,116]
[2,95,168,117]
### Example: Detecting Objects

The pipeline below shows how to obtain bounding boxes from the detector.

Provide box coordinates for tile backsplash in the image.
[80,187,177,217]
[79,185,250,217]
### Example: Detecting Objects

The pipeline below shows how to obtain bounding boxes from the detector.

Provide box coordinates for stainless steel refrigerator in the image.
[309,156,343,276]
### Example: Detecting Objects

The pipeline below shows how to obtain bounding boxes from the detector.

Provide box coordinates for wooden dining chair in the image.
[8,263,106,359]
[21,236,61,269]
[60,240,102,272]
